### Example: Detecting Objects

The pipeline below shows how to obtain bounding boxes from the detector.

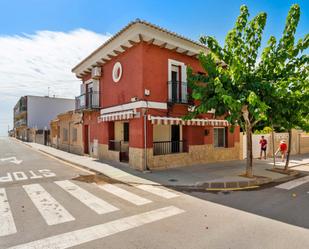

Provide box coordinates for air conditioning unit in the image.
[144,89,150,96]
[91,66,101,79]
[131,97,138,102]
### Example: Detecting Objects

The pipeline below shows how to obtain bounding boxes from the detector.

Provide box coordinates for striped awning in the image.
[148,115,229,126]
[98,110,135,122]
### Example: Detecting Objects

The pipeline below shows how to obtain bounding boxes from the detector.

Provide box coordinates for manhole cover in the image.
[168,179,178,182]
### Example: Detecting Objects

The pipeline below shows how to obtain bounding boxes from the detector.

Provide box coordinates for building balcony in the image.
[14,118,27,128]
[167,81,190,104]
[75,91,100,111]
[14,106,27,117]
[153,140,188,155]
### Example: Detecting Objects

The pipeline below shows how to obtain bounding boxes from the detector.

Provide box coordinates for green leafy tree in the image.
[188,5,270,177]
[258,4,309,170]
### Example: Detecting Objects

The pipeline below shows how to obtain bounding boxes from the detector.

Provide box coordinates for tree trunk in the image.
[284,129,292,171]
[272,128,276,169]
[246,126,253,177]
[242,105,253,177]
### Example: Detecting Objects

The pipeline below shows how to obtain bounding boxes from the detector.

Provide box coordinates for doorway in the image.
[84,125,89,154]
[171,125,180,153]
[171,65,180,102]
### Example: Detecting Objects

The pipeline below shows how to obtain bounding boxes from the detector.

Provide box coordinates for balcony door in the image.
[168,59,187,103]
[171,65,180,103]
[87,83,93,108]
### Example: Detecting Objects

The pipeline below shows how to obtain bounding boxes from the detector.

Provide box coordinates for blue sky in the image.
[1,0,308,43]
[0,0,308,135]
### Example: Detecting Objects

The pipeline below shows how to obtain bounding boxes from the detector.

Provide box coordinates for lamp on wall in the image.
[204,129,209,136]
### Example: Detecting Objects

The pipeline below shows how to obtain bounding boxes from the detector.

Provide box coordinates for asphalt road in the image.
[1,137,309,249]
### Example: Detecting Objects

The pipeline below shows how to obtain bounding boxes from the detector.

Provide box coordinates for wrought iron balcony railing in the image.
[14,118,27,128]
[153,140,188,155]
[167,81,189,104]
[75,91,100,110]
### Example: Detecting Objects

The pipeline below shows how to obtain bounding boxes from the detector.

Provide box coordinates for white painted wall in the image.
[27,96,75,130]
[242,133,271,159]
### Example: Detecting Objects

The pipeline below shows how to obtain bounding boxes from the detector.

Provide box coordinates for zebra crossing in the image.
[0,180,180,237]
[275,175,309,190]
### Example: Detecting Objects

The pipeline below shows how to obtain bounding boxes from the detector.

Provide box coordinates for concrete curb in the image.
[15,139,305,192]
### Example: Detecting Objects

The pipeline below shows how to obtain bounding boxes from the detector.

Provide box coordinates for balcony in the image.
[15,118,27,128]
[14,105,27,117]
[75,91,100,110]
[167,81,190,104]
[153,140,188,155]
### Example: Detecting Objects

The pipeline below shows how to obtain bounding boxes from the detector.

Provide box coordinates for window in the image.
[72,128,77,142]
[63,128,68,142]
[168,59,187,103]
[123,122,129,142]
[214,128,226,148]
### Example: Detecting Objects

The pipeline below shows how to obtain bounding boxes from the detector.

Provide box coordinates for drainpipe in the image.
[68,121,71,153]
[143,105,150,172]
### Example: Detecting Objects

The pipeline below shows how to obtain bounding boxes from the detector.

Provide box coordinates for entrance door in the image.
[120,122,129,162]
[84,125,89,154]
[171,125,180,153]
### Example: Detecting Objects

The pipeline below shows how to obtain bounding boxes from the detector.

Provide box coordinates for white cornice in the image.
[101,101,167,115]
[72,21,209,77]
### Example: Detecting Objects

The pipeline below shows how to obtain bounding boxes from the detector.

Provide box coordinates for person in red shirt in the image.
[276,140,287,162]
[259,136,267,159]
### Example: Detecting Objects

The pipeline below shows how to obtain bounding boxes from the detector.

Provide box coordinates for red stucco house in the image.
[72,19,241,170]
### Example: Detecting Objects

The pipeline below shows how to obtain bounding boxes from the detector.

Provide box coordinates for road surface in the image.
[1,137,309,249]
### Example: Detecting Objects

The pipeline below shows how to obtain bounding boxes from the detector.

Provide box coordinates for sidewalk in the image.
[21,140,309,190]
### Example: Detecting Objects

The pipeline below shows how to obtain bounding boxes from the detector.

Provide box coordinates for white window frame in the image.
[168,59,187,102]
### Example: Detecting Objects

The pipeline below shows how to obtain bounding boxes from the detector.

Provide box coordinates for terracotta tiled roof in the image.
[72,19,208,72]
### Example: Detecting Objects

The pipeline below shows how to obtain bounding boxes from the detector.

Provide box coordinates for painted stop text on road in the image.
[0,169,56,183]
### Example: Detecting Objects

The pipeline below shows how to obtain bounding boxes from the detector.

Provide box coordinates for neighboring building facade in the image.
[50,111,84,155]
[13,96,75,144]
[72,19,241,170]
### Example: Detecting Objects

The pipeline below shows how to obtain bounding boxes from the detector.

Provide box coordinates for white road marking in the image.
[8,206,184,249]
[0,157,22,164]
[136,184,179,199]
[98,183,152,206]
[0,188,17,236]
[23,184,75,225]
[275,175,309,190]
[55,180,119,214]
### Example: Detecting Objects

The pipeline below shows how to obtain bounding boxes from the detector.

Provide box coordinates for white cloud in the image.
[0,29,110,136]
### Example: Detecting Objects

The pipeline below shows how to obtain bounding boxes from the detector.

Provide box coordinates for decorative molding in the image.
[101,101,167,115]
[147,38,155,45]
[120,45,128,50]
[182,50,189,55]
[159,42,167,48]
[138,34,143,42]
[113,50,121,55]
[128,40,137,46]
[112,62,122,83]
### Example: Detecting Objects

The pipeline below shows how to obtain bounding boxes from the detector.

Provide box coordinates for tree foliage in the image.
[187,4,308,176]
[257,4,309,169]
